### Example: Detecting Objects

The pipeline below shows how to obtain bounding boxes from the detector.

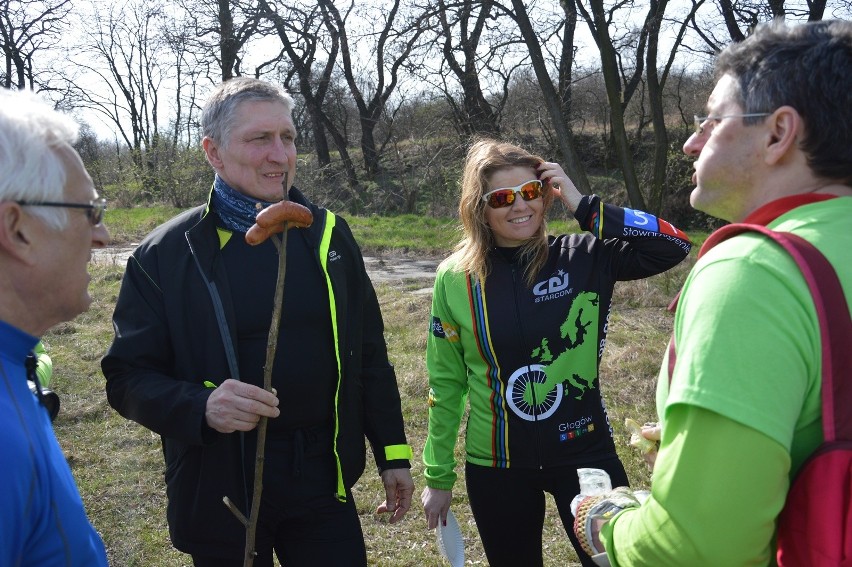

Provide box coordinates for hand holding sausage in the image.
[245,201,314,245]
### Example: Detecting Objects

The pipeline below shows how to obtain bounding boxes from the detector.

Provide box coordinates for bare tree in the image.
[572,0,651,208]
[158,14,212,206]
[162,21,203,150]
[644,0,701,214]
[495,0,592,194]
[217,0,246,80]
[174,0,266,81]
[557,0,579,120]
[71,0,172,198]
[0,0,70,90]
[692,0,830,52]
[257,0,338,167]
[257,0,368,202]
[317,0,430,186]
[432,0,503,136]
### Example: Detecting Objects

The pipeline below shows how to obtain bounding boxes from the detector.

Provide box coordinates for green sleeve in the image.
[422,268,469,490]
[34,340,53,388]
[667,242,821,456]
[602,404,790,566]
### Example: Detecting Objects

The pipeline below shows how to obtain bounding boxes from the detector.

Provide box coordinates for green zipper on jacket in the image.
[317,211,347,502]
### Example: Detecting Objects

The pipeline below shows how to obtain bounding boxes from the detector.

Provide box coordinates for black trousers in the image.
[465,457,629,567]
[193,427,367,567]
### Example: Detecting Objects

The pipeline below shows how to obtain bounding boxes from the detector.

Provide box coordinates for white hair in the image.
[0,89,81,229]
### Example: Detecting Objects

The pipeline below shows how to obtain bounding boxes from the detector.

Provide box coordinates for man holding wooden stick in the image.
[103,77,414,566]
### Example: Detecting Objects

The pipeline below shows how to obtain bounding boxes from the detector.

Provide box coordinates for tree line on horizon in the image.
[2,0,845,226]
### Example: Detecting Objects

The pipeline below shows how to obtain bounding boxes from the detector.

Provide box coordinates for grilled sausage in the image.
[245,201,313,245]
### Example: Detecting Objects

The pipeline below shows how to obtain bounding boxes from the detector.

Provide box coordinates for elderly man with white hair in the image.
[0,88,110,566]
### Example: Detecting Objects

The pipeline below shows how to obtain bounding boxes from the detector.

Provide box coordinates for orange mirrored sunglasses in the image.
[482,180,543,208]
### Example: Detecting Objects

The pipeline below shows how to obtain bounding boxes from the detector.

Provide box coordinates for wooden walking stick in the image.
[222,173,313,566]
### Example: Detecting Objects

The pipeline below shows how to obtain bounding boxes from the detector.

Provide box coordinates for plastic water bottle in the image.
[571,468,612,516]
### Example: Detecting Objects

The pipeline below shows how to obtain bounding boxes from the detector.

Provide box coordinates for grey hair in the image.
[716,19,852,184]
[201,77,295,148]
[0,88,80,229]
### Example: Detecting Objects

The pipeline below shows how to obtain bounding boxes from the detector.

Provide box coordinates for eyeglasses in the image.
[482,180,543,209]
[16,198,107,226]
[693,113,771,136]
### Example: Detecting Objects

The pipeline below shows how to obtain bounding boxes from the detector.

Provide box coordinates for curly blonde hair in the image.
[451,138,555,287]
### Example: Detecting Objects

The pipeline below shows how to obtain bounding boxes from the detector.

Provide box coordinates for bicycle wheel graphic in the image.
[506,364,563,421]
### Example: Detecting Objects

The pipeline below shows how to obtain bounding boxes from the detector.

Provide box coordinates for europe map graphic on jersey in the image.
[534,290,599,398]
[505,291,600,422]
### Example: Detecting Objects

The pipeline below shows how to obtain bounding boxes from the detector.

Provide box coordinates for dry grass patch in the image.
[45,251,695,566]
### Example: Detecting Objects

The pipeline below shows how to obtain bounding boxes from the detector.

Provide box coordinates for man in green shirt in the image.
[576,19,852,566]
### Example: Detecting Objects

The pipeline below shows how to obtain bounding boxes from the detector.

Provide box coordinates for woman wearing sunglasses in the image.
[421,138,691,566]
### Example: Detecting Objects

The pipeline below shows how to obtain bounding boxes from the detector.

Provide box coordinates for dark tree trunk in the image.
[509,0,591,194]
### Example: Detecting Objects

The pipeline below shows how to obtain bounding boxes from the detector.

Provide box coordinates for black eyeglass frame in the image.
[15,198,107,226]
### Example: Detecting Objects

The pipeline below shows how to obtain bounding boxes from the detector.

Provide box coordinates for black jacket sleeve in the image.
[574,194,692,280]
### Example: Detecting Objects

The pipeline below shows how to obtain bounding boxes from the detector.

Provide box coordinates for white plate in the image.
[436,508,464,567]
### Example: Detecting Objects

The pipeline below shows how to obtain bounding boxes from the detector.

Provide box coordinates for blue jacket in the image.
[0,319,108,566]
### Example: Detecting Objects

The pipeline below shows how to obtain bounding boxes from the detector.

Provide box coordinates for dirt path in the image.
[93,246,440,288]
[362,255,440,283]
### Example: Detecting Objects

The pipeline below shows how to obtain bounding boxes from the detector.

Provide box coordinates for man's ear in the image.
[202,137,223,170]
[764,106,801,166]
[0,202,37,264]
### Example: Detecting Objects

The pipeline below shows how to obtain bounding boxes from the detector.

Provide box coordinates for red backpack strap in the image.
[668,223,852,441]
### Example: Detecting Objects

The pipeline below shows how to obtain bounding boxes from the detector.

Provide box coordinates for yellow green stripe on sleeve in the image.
[385,444,414,461]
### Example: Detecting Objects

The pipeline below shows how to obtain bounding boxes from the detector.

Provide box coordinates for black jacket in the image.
[102,187,410,557]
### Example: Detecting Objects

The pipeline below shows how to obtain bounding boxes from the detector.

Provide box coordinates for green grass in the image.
[102,206,462,254]
[346,214,462,256]
[103,206,184,245]
[47,210,701,566]
[101,206,591,253]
